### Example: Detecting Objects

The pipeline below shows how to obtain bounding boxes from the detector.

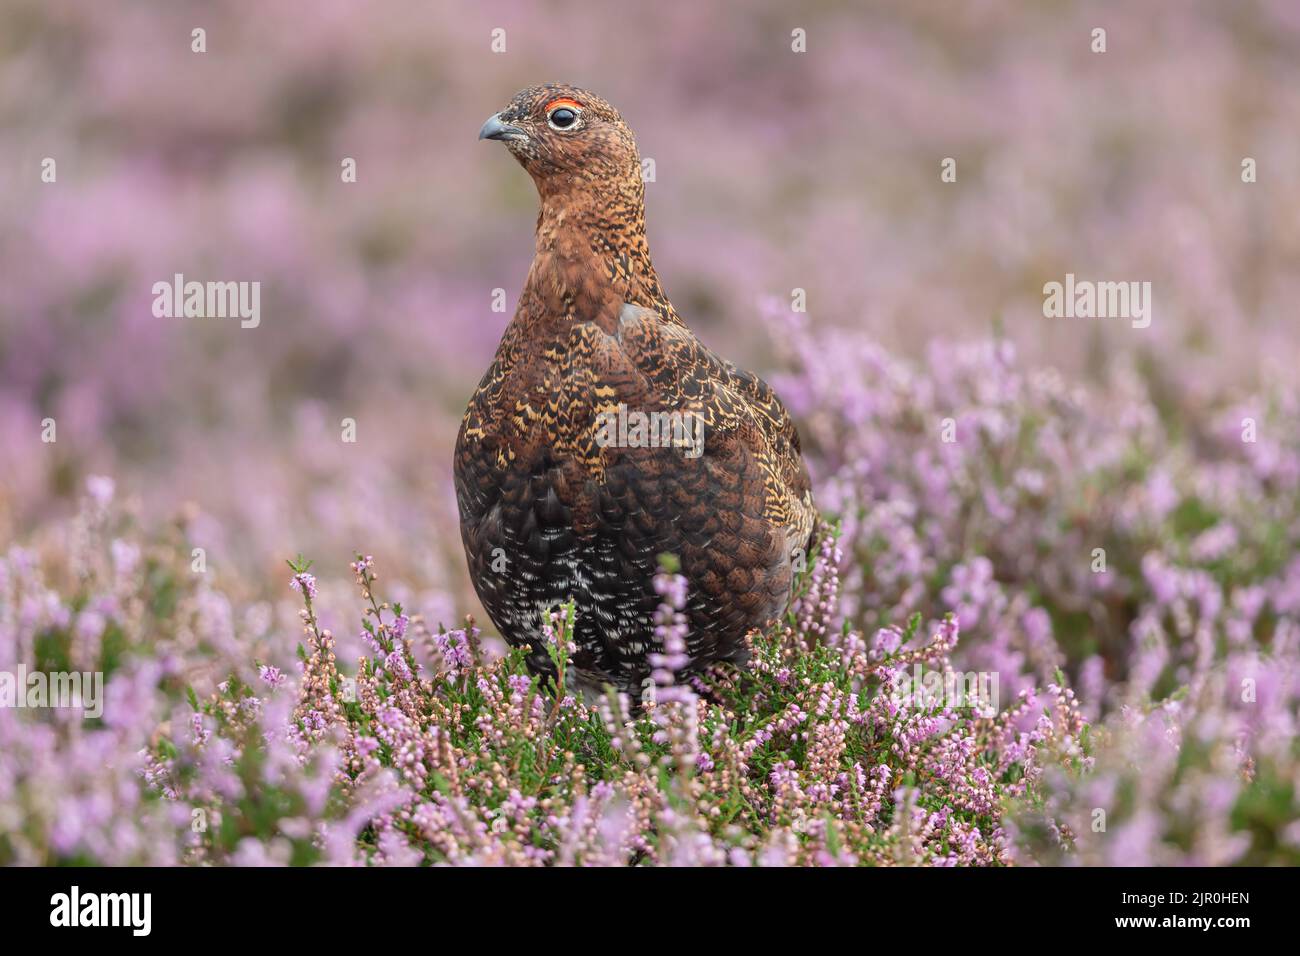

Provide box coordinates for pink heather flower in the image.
[1190,523,1238,563]
[540,611,577,654]
[649,571,690,681]
[259,665,286,689]
[384,650,412,681]
[359,628,384,656]
[110,538,140,577]
[653,572,688,610]
[871,626,903,657]
[508,674,531,695]
[190,713,211,746]
[289,572,318,599]
[433,629,473,672]
[86,474,115,505]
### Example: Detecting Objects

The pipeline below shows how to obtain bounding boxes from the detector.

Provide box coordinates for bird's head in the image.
[479,84,641,199]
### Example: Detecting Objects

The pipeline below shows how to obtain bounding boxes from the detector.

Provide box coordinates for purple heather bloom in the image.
[289,572,318,600]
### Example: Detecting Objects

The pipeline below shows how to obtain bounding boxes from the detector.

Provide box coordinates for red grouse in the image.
[456,84,815,698]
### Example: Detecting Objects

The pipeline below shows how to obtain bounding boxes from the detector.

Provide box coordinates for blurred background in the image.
[2,0,1298,615]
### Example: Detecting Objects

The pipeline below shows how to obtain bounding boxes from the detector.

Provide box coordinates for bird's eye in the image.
[546,100,582,131]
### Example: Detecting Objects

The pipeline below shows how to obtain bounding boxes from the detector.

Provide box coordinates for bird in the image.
[455,84,815,700]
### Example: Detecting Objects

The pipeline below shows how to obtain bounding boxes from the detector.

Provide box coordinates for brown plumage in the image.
[455,84,815,697]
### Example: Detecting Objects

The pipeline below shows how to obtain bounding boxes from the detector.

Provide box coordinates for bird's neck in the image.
[523,180,678,329]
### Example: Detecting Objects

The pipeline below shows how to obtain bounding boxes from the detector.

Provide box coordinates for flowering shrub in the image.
[2,0,1297,869]
[766,308,1300,866]
[3,316,1296,866]
[1,502,1086,865]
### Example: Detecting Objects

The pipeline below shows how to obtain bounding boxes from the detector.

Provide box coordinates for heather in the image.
[3,0,1299,865]
[2,320,1296,864]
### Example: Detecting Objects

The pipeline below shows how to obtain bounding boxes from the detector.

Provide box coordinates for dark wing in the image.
[609,303,815,559]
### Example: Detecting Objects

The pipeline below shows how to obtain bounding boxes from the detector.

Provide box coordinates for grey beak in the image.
[479,113,525,142]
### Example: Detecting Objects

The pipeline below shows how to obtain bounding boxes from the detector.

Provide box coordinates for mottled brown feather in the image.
[455,85,815,695]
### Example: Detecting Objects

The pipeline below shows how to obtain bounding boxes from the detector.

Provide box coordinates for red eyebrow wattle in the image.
[544,97,583,112]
